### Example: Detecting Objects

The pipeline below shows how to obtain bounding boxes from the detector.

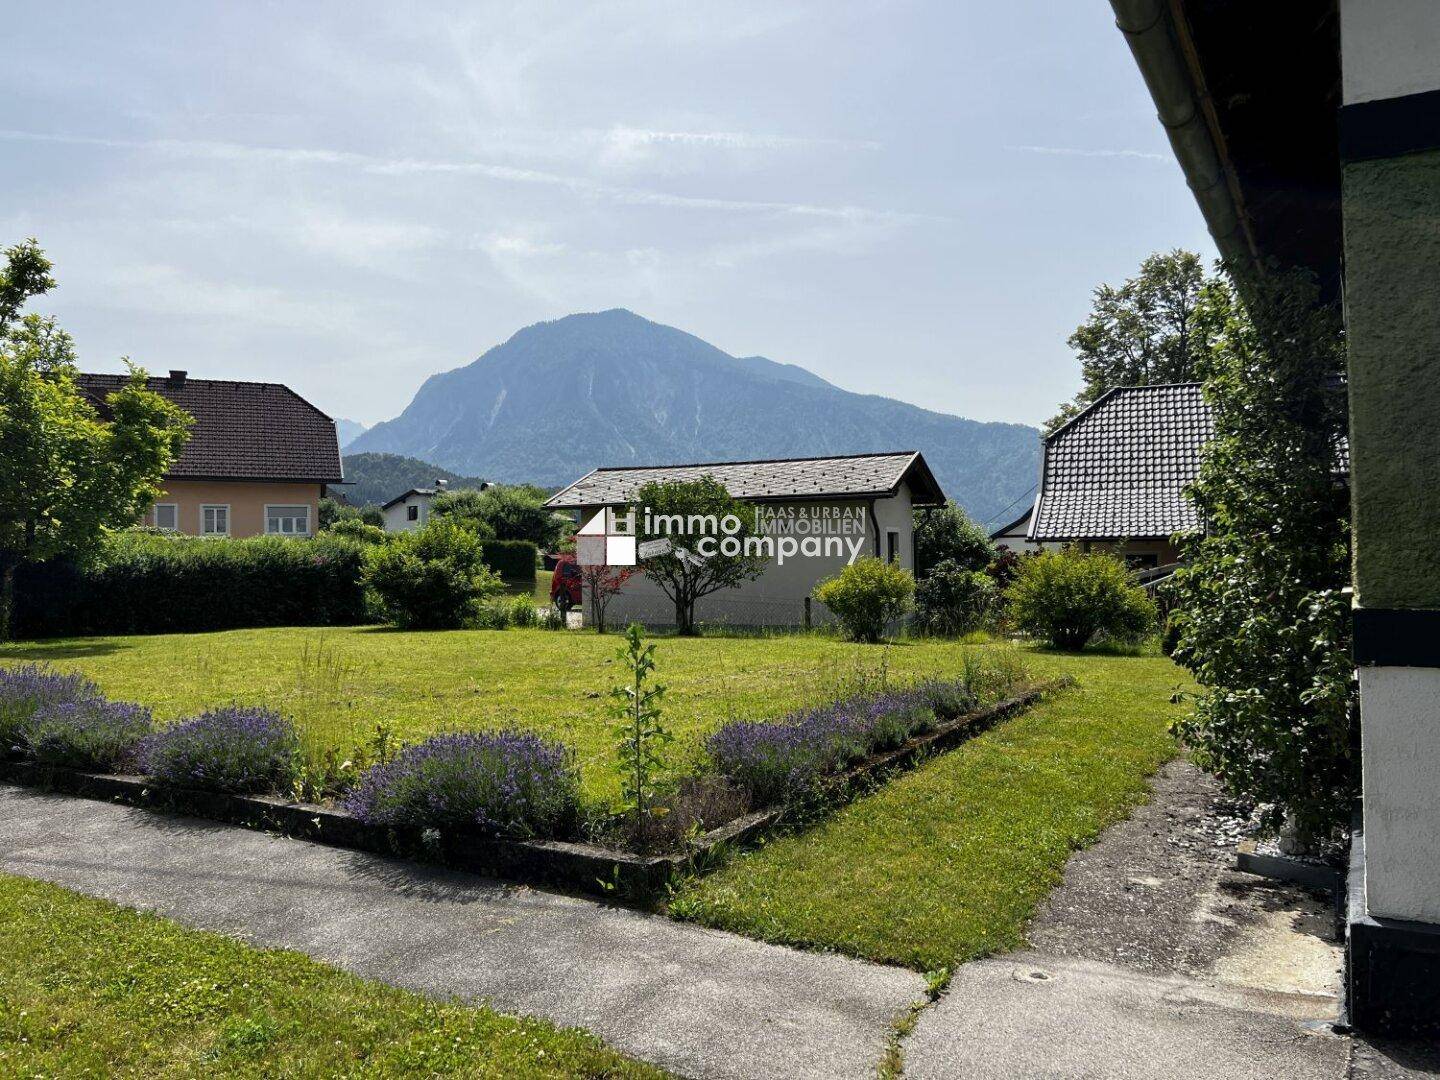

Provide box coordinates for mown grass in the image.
[667,646,1187,971]
[0,627,1024,806]
[0,872,664,1078]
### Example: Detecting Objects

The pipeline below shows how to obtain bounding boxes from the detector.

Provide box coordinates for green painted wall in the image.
[1343,148,1440,609]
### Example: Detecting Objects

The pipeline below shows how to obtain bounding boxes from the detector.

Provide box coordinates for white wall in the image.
[382,494,432,533]
[1341,0,1440,104]
[1360,665,1440,922]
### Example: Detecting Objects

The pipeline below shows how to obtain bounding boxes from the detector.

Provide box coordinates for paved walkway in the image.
[0,784,924,1080]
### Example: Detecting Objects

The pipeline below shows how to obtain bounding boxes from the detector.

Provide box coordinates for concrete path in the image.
[0,784,925,1080]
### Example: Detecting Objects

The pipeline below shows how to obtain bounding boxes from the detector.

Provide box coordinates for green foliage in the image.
[814,557,915,644]
[12,532,371,637]
[1166,270,1354,841]
[363,520,504,629]
[609,624,673,848]
[1047,249,1218,432]
[322,516,389,545]
[913,501,995,576]
[318,497,382,530]
[478,538,539,582]
[0,240,191,638]
[1007,549,1156,650]
[914,559,997,637]
[432,484,569,550]
[633,477,767,635]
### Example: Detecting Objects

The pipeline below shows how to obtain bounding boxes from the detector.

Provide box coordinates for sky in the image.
[2,1,1214,430]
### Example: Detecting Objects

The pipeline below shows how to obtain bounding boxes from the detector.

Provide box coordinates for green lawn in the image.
[0,872,664,1078]
[0,627,1034,806]
[667,647,1186,971]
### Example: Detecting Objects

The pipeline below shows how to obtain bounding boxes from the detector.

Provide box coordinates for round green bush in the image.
[915,559,997,637]
[363,520,504,629]
[813,557,915,644]
[1006,548,1157,650]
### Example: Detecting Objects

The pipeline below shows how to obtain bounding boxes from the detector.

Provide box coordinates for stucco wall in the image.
[382,494,433,533]
[1341,0,1440,104]
[1344,148,1440,609]
[145,480,323,538]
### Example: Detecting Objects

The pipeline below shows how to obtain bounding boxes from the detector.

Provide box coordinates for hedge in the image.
[480,539,538,582]
[12,532,369,638]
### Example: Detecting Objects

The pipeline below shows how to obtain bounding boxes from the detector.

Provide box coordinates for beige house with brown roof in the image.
[77,370,344,538]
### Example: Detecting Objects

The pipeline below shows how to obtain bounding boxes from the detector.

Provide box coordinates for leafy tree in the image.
[914,500,995,576]
[431,485,568,549]
[632,478,767,635]
[609,623,672,849]
[813,557,915,643]
[1047,249,1217,432]
[0,240,191,640]
[1007,549,1156,650]
[319,497,382,530]
[580,561,637,634]
[1166,269,1354,842]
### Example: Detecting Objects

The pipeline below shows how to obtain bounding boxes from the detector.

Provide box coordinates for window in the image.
[886,530,900,564]
[153,503,178,531]
[1126,552,1160,570]
[407,504,419,522]
[200,505,229,536]
[265,505,311,536]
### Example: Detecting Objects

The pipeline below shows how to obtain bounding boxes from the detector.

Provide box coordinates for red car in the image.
[550,553,582,611]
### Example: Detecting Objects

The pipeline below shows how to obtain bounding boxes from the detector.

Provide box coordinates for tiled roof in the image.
[1029,384,1212,541]
[76,372,343,483]
[546,451,945,508]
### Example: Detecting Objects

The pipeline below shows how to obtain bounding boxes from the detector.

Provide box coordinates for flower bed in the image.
[139,707,300,795]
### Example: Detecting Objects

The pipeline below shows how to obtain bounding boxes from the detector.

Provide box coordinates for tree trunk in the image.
[0,559,15,643]
[675,595,695,636]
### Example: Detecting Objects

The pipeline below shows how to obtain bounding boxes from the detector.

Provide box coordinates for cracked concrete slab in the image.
[0,784,925,1080]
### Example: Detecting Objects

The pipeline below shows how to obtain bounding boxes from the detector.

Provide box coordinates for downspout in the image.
[1109,0,1258,273]
[868,500,881,560]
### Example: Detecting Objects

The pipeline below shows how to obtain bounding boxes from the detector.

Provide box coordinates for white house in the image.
[545,451,945,627]
[380,487,441,532]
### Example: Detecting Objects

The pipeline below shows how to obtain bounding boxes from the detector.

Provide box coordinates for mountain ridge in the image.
[348,309,1040,523]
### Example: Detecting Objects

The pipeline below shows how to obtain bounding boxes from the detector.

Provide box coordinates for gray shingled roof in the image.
[546,451,945,508]
[1029,384,1212,541]
[76,372,343,483]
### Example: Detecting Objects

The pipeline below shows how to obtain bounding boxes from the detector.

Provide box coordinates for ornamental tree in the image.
[0,240,192,640]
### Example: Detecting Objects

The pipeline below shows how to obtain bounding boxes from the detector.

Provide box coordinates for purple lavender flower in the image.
[22,700,154,772]
[138,706,299,794]
[0,664,104,755]
[343,730,580,839]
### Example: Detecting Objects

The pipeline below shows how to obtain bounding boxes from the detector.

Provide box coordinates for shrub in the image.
[913,501,996,575]
[363,520,504,629]
[12,532,370,637]
[431,485,569,551]
[325,518,389,545]
[139,706,299,794]
[915,677,979,720]
[504,595,538,628]
[21,700,153,772]
[914,559,998,637]
[0,664,103,753]
[1006,549,1156,650]
[480,539,539,583]
[814,558,915,643]
[342,731,581,838]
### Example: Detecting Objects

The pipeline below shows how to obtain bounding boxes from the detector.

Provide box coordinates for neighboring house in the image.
[1112,0,1440,1034]
[988,507,1059,554]
[1025,383,1212,568]
[546,451,945,627]
[381,487,439,532]
[76,370,342,538]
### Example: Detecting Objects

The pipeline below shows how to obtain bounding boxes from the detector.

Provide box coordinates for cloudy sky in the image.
[3,1,1212,429]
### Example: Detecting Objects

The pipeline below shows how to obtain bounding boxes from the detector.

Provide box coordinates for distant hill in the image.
[348,309,1040,524]
[338,452,488,507]
[335,418,368,449]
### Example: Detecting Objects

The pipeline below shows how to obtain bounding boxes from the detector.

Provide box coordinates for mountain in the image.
[348,309,1041,524]
[335,418,368,449]
[338,452,489,507]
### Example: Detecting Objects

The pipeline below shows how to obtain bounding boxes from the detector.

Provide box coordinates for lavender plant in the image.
[138,706,299,794]
[342,730,580,838]
[21,700,153,772]
[0,664,103,754]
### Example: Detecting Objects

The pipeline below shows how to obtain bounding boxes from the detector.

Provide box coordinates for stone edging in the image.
[0,681,1061,902]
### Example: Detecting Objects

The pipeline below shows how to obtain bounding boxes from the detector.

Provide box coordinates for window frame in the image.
[200,504,230,537]
[152,503,179,532]
[264,503,312,537]
[406,504,420,522]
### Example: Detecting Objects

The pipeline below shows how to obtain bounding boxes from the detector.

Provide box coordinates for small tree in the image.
[0,239,192,640]
[913,501,996,576]
[319,497,383,530]
[814,557,915,643]
[1006,548,1156,650]
[914,559,997,637]
[581,561,637,633]
[363,519,503,629]
[633,478,766,635]
[432,485,569,549]
[609,623,672,848]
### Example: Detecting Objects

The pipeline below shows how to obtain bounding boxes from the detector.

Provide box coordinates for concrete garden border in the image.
[0,681,1061,902]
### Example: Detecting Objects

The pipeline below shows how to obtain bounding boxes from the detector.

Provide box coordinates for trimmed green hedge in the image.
[480,539,538,582]
[13,533,369,638]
